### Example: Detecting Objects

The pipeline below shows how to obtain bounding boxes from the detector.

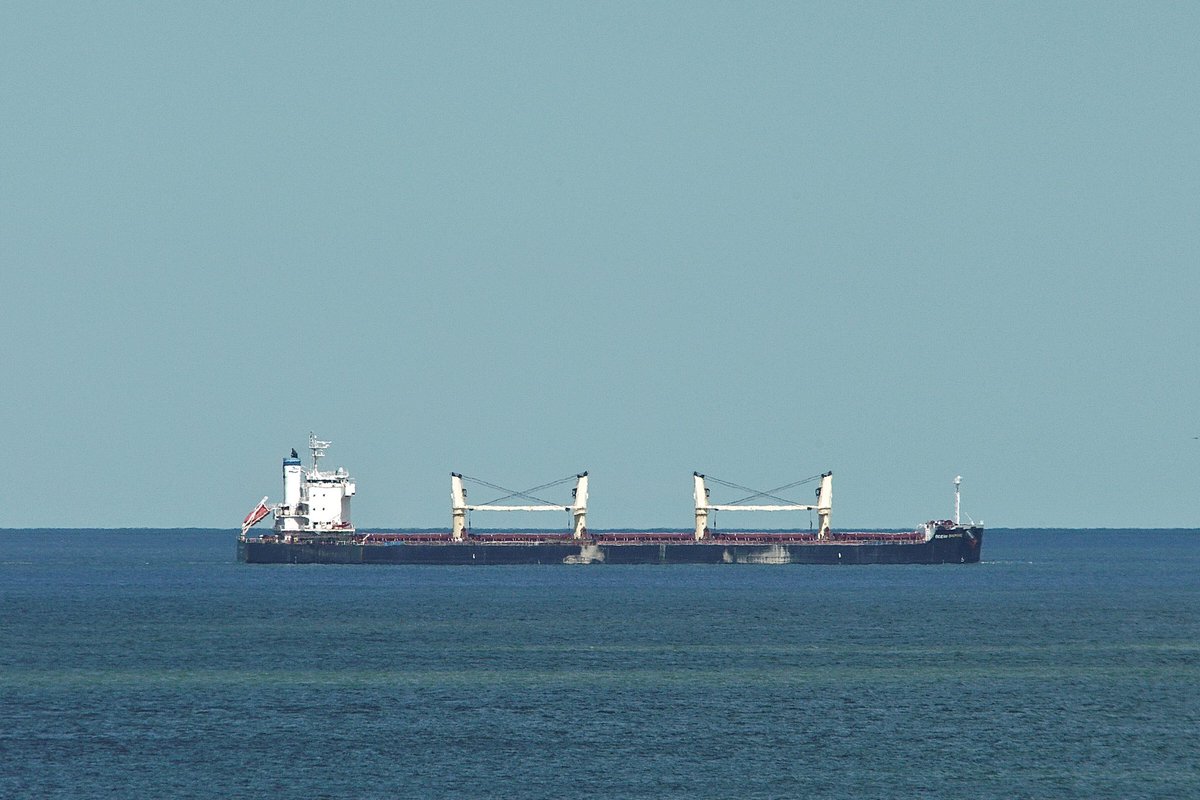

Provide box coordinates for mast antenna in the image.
[954,475,962,525]
[309,432,331,475]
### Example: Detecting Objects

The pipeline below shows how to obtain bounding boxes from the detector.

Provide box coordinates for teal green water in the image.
[2,529,1198,798]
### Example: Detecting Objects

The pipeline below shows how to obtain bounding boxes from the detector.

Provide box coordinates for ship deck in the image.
[249,530,930,546]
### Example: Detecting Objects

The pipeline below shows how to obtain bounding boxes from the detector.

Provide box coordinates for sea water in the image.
[1,529,1197,799]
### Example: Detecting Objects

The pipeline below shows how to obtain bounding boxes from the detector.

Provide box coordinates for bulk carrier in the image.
[238,435,983,565]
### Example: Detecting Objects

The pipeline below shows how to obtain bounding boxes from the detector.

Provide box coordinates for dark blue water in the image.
[2,529,1197,799]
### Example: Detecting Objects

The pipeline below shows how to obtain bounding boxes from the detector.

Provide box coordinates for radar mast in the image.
[309,432,332,476]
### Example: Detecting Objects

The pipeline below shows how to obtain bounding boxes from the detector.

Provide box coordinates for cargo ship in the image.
[238,435,983,565]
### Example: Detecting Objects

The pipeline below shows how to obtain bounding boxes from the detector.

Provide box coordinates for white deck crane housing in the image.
[451,472,589,540]
[693,471,833,541]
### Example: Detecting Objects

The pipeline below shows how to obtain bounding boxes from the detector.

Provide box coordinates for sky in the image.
[1,2,1197,530]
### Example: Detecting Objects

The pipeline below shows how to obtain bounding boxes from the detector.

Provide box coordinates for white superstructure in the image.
[240,433,356,542]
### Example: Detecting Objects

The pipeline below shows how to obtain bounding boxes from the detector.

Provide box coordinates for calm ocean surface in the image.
[1,529,1197,799]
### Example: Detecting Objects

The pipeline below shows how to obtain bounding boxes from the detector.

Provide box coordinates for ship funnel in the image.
[282,452,303,521]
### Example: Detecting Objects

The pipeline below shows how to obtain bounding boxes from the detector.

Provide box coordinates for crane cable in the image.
[459,473,581,507]
[704,473,825,506]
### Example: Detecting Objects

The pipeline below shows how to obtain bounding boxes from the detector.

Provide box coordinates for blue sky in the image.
[2,2,1197,529]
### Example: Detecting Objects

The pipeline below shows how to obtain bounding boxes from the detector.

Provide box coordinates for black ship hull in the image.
[238,528,982,565]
